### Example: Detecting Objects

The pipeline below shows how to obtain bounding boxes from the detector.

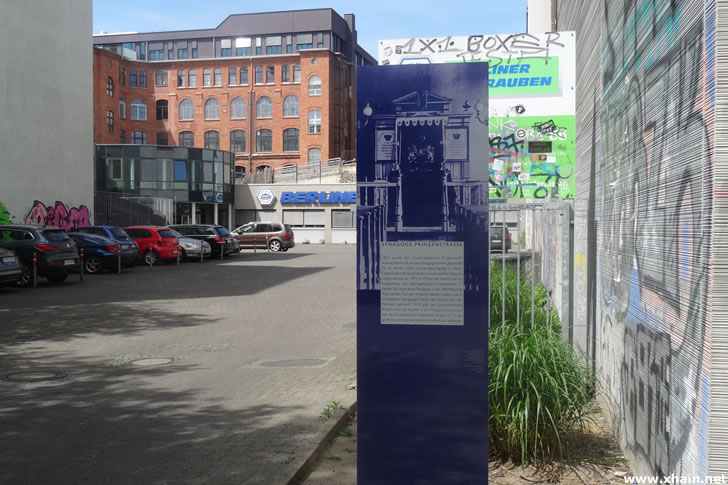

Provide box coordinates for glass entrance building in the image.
[95,144,235,227]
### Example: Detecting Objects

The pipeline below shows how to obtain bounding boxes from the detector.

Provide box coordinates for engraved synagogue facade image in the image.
[356,63,490,483]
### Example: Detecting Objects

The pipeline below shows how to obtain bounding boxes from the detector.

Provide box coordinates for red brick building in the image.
[93,9,375,179]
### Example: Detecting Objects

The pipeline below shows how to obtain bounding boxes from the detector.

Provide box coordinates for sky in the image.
[92,0,528,61]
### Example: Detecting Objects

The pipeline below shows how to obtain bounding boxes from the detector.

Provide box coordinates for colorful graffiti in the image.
[24,201,91,231]
[577,0,714,478]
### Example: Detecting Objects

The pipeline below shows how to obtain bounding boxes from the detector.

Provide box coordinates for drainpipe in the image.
[248,57,254,176]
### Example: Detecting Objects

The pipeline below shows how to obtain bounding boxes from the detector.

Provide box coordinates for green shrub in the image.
[488,262,594,463]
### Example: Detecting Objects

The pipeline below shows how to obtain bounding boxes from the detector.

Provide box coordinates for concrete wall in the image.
[0,0,94,228]
[557,0,719,477]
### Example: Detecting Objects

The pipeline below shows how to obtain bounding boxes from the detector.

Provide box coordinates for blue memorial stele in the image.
[357,63,490,484]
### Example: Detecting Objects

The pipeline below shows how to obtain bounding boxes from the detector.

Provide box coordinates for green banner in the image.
[448,57,560,96]
[488,115,575,200]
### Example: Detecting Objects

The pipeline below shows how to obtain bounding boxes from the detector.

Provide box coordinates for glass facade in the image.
[95,145,234,204]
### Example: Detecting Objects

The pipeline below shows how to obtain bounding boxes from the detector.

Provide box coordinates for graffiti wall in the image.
[379,32,576,200]
[0,200,92,230]
[558,0,715,477]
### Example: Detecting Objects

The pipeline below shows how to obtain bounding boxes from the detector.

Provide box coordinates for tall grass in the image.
[488,262,594,463]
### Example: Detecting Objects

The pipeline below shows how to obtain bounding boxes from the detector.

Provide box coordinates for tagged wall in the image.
[379,32,576,200]
[557,0,718,477]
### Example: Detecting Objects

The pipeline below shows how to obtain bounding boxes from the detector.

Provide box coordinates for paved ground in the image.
[0,245,357,485]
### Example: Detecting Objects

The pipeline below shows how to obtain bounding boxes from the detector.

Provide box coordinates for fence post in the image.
[220,241,224,261]
[266,235,270,253]
[200,241,204,263]
[80,248,84,281]
[147,248,153,271]
[32,252,37,288]
[177,246,180,265]
[117,245,122,274]
[253,237,256,255]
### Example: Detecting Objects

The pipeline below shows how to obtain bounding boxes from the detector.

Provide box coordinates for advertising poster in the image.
[357,63,490,484]
[379,32,576,200]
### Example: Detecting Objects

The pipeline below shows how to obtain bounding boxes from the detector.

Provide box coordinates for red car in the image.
[123,226,180,265]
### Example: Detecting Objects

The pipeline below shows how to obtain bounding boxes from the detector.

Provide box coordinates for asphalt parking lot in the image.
[0,245,356,485]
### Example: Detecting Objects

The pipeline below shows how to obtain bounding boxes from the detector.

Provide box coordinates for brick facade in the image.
[93,47,357,174]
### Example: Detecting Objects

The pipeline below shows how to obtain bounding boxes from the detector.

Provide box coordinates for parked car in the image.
[166,224,237,257]
[74,225,138,265]
[231,222,295,252]
[123,226,180,265]
[0,225,80,285]
[67,233,136,274]
[0,248,23,286]
[165,229,212,260]
[490,225,512,252]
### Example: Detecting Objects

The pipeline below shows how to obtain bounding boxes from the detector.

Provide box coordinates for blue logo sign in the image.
[280,191,356,204]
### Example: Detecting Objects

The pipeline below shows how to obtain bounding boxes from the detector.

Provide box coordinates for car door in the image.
[234,223,256,248]
[255,223,272,248]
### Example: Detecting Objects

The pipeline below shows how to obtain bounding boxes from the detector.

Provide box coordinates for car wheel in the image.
[281,248,288,252]
[46,273,68,284]
[84,256,103,274]
[17,264,32,287]
[181,249,188,261]
[268,240,282,252]
[144,250,159,265]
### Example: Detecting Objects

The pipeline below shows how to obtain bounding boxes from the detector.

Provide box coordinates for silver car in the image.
[168,230,212,260]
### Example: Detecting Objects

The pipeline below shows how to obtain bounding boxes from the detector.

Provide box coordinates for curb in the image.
[287,400,358,485]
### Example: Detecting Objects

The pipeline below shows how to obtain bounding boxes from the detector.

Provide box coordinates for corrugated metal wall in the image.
[557,0,718,477]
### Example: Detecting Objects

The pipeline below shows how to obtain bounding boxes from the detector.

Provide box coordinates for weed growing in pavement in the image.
[339,426,353,437]
[489,262,595,464]
[321,401,341,421]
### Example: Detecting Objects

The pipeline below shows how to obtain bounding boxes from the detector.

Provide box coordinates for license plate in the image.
[492,240,501,243]
[172,250,178,254]
[121,244,129,250]
[1,257,15,263]
[64,259,76,266]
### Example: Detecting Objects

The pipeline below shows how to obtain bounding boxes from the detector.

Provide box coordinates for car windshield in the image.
[111,228,130,239]
[158,230,177,239]
[217,227,231,237]
[167,229,184,238]
[43,230,72,242]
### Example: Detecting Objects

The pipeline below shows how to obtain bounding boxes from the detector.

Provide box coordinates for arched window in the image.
[230,130,246,153]
[308,109,321,134]
[203,68,211,86]
[130,99,146,120]
[156,100,168,120]
[256,129,272,152]
[106,76,114,96]
[308,75,321,96]
[204,98,220,120]
[204,130,219,149]
[131,130,147,144]
[256,96,272,118]
[178,99,194,121]
[230,97,246,119]
[178,131,194,147]
[282,95,299,117]
[283,128,299,152]
[307,147,322,167]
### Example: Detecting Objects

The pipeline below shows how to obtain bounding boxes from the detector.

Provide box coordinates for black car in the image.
[166,224,237,256]
[490,225,512,252]
[74,225,139,264]
[0,248,23,286]
[0,225,80,285]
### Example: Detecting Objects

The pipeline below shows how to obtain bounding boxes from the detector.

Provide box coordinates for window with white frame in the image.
[256,96,272,118]
[230,97,246,119]
[107,110,114,134]
[308,75,321,96]
[308,110,321,134]
[293,64,301,83]
[130,99,146,120]
[203,68,211,86]
[283,95,299,117]
[106,76,114,96]
[179,99,194,120]
[283,209,325,228]
[119,99,126,120]
[189,69,196,87]
[177,70,185,87]
[204,98,220,120]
